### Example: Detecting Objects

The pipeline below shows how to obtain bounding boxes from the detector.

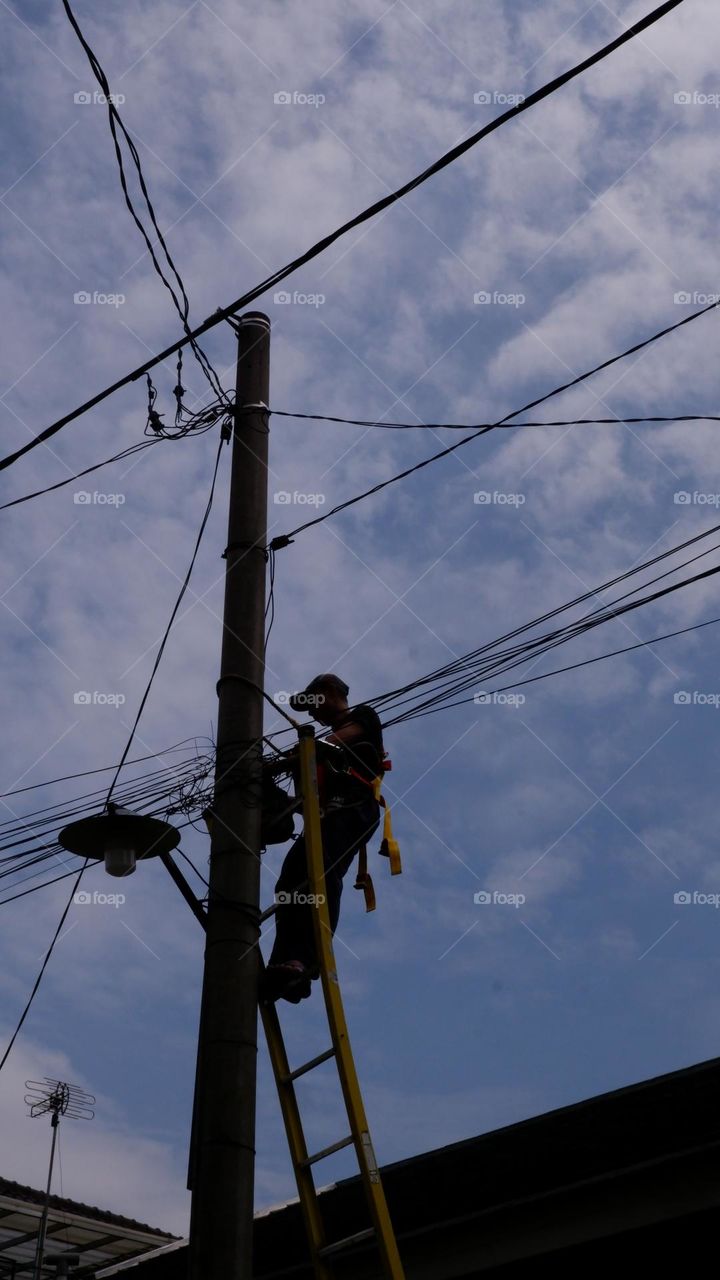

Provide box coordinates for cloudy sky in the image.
[1,0,720,1239]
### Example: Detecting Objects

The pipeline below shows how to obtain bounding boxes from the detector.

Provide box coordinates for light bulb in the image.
[104,844,136,877]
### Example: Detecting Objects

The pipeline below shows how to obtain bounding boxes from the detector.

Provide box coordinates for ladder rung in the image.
[284,1047,336,1083]
[300,1135,354,1167]
[318,1228,375,1259]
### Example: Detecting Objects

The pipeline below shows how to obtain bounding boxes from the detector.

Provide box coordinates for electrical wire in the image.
[60,0,229,414]
[270,312,720,546]
[0,438,160,512]
[104,437,227,802]
[269,409,720,431]
[0,861,87,1076]
[370,536,720,724]
[382,613,720,726]
[0,736,212,803]
[0,0,687,475]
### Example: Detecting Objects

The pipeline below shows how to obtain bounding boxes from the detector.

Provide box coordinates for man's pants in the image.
[268,797,379,970]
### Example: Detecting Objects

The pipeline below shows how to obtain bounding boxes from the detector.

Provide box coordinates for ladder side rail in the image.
[296,729,406,1280]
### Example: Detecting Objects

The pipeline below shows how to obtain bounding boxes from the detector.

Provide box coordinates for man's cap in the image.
[289,673,349,711]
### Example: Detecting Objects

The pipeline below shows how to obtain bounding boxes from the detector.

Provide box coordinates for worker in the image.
[262,674,384,1003]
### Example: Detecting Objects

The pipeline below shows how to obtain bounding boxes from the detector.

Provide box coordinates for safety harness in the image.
[349,756,402,913]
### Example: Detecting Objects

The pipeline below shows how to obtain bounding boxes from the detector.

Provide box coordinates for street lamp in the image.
[59,803,180,877]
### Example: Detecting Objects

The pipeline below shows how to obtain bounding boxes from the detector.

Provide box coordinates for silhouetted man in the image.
[263,674,383,1003]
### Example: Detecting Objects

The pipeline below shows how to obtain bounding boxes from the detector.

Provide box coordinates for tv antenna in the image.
[25,1080,95,1280]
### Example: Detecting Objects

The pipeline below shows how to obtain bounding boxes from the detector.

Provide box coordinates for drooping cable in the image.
[0,0,687,474]
[105,437,227,802]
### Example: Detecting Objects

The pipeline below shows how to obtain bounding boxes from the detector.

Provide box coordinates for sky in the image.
[1,0,720,1240]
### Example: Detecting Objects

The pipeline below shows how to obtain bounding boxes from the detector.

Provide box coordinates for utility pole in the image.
[188,312,270,1279]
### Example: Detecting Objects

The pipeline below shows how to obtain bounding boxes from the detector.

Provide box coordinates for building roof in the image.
[100,1053,720,1278]
[0,1175,177,1278]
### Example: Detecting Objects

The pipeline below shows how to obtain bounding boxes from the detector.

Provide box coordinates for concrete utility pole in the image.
[188,312,271,1279]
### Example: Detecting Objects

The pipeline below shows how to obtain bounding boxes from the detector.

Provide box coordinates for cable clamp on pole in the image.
[222,539,269,561]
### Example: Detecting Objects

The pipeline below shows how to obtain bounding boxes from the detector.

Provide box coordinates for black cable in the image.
[0,0,686,474]
[271,307,720,546]
[105,437,227,801]
[270,410,720,430]
[0,439,159,512]
[383,614,720,726]
[0,860,87,1075]
[0,737,211,802]
[264,547,277,649]
[378,555,720,724]
[60,0,229,410]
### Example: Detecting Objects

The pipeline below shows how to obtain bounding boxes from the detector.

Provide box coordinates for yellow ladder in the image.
[260,727,405,1279]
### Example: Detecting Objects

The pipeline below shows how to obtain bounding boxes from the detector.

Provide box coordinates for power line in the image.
[270,409,720,431]
[383,614,720,726]
[372,536,720,724]
[0,0,686,475]
[60,0,229,412]
[104,436,227,802]
[0,439,159,512]
[270,305,720,547]
[0,736,212,802]
[0,861,87,1076]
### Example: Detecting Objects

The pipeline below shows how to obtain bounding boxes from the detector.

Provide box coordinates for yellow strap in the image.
[379,804,402,876]
[373,778,402,877]
[353,843,376,912]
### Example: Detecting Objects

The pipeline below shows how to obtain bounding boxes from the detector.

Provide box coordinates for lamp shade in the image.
[59,805,179,877]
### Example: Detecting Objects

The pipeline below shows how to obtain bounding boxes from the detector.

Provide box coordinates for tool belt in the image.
[347,759,402,913]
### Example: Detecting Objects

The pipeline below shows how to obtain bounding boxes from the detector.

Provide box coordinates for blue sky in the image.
[1,0,720,1236]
